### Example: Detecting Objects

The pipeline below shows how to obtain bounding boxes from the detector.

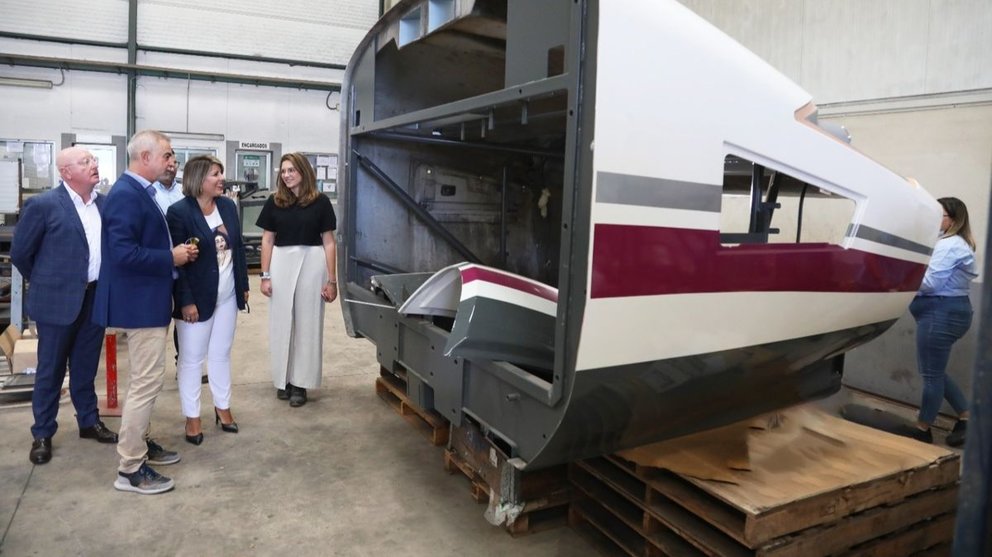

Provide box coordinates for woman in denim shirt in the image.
[909,197,977,446]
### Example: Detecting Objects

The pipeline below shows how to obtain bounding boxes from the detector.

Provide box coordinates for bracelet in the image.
[327,279,337,285]
[260,272,271,279]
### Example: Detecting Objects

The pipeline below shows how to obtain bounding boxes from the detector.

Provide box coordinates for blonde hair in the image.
[273,152,320,208]
[181,155,225,198]
[940,197,976,251]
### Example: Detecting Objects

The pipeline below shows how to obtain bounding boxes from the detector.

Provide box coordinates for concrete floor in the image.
[0,276,597,556]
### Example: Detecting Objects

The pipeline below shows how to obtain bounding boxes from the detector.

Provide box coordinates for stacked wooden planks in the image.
[569,407,959,556]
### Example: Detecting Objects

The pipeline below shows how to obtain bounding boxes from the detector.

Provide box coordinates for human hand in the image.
[181,304,199,323]
[321,281,338,303]
[261,279,272,298]
[172,245,193,266]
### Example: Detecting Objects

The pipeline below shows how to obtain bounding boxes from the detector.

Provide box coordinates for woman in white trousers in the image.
[166,155,250,444]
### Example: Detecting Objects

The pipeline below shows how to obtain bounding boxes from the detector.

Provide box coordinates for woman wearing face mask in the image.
[256,153,337,408]
[166,155,249,444]
[908,197,977,447]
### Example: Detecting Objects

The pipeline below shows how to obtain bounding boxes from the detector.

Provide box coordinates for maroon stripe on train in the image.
[461,265,559,303]
[591,224,926,298]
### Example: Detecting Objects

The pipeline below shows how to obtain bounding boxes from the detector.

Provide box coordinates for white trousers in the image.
[269,245,326,390]
[176,295,238,418]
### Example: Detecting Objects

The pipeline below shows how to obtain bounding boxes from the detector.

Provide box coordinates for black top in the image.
[256,194,336,246]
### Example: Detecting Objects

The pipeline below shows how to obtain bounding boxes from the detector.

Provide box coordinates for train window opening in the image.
[719,154,856,246]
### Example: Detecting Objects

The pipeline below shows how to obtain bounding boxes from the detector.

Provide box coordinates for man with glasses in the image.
[93,130,199,495]
[152,148,183,214]
[12,146,119,465]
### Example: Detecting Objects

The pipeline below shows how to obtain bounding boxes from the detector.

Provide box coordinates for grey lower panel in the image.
[523,321,895,469]
[446,296,556,371]
[346,282,897,470]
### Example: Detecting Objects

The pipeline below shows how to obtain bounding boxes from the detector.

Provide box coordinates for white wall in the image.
[0,0,129,43]
[138,0,377,65]
[679,0,992,103]
[0,1,375,182]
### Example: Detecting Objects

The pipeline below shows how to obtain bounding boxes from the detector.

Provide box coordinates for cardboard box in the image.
[1,325,39,374]
[12,338,38,374]
[0,325,21,362]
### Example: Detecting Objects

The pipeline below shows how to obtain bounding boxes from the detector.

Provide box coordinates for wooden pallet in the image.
[444,445,573,536]
[443,447,490,503]
[374,374,449,446]
[443,421,573,536]
[568,407,960,557]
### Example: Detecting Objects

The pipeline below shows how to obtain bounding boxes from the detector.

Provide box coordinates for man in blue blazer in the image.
[92,130,198,495]
[11,147,119,465]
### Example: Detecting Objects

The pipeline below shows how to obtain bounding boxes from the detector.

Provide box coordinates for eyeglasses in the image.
[74,156,99,167]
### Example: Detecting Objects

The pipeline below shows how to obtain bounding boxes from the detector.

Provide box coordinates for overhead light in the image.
[162,131,226,141]
[0,76,54,89]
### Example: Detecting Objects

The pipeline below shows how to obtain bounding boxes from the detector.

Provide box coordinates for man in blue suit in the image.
[92,130,198,495]
[12,146,119,465]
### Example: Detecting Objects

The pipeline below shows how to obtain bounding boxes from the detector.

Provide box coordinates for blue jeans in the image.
[909,295,972,425]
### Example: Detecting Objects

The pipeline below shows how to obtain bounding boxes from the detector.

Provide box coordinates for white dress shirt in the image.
[63,183,102,282]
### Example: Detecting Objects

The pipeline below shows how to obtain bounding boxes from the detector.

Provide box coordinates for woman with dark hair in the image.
[909,196,977,447]
[256,152,337,407]
[166,155,249,444]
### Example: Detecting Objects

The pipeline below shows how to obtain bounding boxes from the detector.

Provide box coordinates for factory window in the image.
[719,154,855,246]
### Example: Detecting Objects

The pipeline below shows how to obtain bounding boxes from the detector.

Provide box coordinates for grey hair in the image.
[127,130,171,160]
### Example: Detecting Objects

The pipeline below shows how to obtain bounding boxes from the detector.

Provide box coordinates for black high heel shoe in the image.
[185,418,203,446]
[215,409,239,433]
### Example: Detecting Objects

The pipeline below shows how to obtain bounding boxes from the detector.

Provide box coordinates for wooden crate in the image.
[374,373,449,446]
[568,408,959,557]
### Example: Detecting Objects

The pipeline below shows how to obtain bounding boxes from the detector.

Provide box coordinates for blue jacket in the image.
[11,185,104,326]
[92,173,176,328]
[166,196,249,319]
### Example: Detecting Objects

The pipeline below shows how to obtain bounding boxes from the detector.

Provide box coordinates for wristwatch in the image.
[260,272,271,280]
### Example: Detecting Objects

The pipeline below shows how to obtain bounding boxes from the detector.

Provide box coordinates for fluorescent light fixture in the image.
[162,131,226,141]
[0,76,54,89]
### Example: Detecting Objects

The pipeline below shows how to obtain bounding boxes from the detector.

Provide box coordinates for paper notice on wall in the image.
[328,167,338,180]
[0,160,20,213]
[316,156,331,166]
[316,167,327,180]
[33,143,50,164]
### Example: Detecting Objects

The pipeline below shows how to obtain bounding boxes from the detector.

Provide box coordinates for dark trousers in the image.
[31,286,106,439]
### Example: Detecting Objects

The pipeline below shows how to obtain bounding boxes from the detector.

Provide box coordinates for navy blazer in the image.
[11,185,104,326]
[92,173,176,328]
[167,196,249,320]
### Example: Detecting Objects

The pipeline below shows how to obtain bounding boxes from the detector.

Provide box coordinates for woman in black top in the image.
[256,152,337,407]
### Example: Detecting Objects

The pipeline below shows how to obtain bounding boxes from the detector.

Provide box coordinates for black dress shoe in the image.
[289,386,307,408]
[30,437,52,464]
[79,421,119,444]
[276,386,290,400]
